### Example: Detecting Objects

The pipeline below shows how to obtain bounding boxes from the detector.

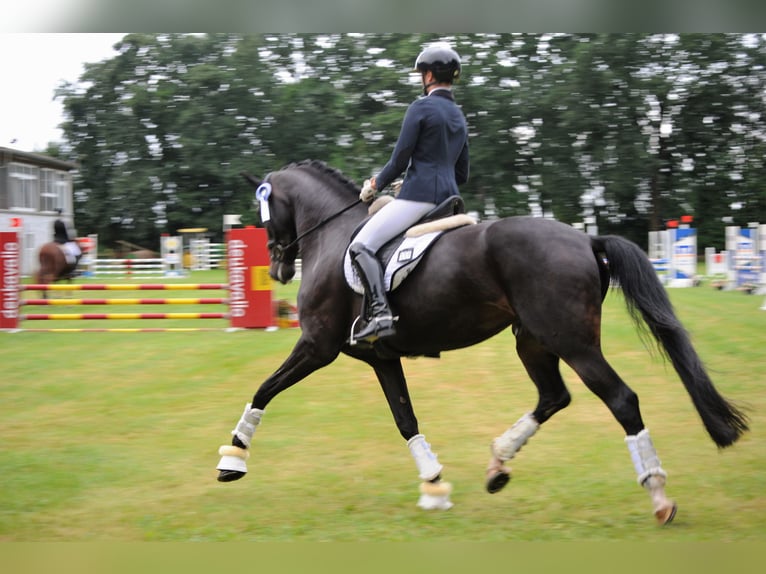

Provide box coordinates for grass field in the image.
[1,273,764,541]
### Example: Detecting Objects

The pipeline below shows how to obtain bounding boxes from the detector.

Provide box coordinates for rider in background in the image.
[350,43,470,343]
[53,208,82,266]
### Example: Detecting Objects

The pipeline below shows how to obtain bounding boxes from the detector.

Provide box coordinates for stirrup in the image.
[350,314,397,345]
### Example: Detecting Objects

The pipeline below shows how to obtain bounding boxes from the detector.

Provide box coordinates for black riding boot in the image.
[349,243,396,342]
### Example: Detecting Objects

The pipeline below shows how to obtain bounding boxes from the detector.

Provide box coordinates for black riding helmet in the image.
[414,45,461,83]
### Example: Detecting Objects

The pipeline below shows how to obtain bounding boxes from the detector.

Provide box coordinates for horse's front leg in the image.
[367,356,453,510]
[216,335,339,482]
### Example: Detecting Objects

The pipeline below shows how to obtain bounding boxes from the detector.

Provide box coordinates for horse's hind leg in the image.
[487,328,572,493]
[566,348,677,525]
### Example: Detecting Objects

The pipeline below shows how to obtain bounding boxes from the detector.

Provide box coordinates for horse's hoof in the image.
[418,481,453,510]
[486,469,511,494]
[217,470,246,482]
[655,503,677,525]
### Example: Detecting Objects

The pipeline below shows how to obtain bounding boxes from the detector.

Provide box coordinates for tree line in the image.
[50,33,766,252]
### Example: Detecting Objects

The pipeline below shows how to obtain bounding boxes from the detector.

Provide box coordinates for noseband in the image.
[268,239,291,264]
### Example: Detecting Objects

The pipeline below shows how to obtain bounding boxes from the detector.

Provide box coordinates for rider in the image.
[350,44,470,343]
[53,208,82,266]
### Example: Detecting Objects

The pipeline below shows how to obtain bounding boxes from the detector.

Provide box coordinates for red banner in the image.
[227,227,273,329]
[0,232,20,330]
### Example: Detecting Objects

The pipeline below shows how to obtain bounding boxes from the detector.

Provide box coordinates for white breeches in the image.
[62,242,81,265]
[353,199,436,252]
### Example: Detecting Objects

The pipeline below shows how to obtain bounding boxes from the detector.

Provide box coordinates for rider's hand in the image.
[360,178,376,203]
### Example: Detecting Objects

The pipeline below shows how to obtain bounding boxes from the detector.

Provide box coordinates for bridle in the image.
[255,178,363,263]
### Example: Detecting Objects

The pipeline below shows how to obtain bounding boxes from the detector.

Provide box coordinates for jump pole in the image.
[1,227,276,331]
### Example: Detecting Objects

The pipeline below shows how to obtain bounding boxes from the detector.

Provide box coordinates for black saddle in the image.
[419,195,465,222]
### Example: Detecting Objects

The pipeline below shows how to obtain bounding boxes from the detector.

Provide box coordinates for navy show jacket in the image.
[376,88,469,204]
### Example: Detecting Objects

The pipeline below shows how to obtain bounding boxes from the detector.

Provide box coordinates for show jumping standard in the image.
[217,160,748,524]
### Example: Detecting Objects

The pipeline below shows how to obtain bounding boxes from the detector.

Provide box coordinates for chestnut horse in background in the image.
[34,241,80,298]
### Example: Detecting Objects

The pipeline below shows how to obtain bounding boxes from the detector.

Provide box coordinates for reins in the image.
[276,197,363,256]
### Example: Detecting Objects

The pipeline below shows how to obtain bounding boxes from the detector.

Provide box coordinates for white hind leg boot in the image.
[486,413,539,491]
[625,429,677,524]
[491,412,540,461]
[217,403,264,474]
[408,434,452,510]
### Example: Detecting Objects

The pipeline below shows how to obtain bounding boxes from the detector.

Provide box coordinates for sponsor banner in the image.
[672,227,697,280]
[1,232,20,329]
[227,227,273,328]
[735,228,758,286]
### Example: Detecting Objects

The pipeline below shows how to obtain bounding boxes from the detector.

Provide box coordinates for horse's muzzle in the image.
[270,261,295,284]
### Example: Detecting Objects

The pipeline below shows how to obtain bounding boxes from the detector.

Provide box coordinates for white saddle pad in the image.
[343,230,444,295]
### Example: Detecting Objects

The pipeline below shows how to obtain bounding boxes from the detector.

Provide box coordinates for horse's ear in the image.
[240,171,262,189]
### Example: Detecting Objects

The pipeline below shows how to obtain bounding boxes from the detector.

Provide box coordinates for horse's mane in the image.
[281,159,360,198]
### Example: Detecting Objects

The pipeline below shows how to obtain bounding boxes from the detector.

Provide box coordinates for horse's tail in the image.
[592,235,749,448]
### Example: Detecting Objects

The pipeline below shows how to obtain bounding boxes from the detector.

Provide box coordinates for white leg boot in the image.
[487,412,539,493]
[217,403,264,475]
[625,429,677,524]
[408,434,452,510]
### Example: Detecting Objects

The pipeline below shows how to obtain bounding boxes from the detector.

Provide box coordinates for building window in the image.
[8,163,39,210]
[40,169,70,212]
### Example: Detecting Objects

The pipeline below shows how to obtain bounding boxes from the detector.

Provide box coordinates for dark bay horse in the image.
[35,241,80,297]
[216,159,748,524]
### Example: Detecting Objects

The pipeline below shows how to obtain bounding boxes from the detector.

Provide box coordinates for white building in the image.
[0,146,77,276]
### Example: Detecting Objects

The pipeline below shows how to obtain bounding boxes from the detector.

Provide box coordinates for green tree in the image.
[56,33,766,253]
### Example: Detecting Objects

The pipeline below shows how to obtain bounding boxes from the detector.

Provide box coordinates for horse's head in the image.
[242,161,366,284]
[241,171,298,284]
